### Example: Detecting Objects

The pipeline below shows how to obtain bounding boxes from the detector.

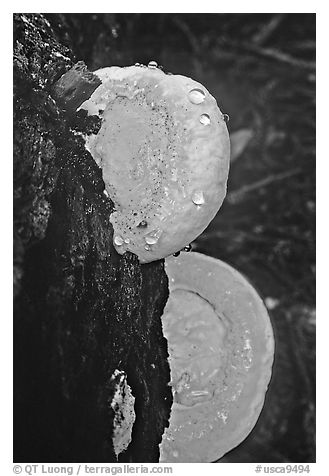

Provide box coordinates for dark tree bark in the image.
[13,13,172,463]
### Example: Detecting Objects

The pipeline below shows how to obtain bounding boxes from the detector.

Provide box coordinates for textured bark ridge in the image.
[13,13,172,462]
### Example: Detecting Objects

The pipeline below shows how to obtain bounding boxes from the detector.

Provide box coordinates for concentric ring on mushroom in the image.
[159,252,275,463]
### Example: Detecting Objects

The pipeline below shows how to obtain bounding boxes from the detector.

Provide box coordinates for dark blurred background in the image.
[49,13,316,463]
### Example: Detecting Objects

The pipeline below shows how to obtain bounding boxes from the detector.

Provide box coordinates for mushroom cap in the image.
[160,252,275,462]
[80,65,230,263]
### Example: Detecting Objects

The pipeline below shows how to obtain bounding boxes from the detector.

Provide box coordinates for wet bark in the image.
[13,13,172,463]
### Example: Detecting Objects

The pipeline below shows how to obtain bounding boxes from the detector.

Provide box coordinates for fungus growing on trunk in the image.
[79,62,273,462]
[159,252,275,462]
[110,370,136,460]
[79,63,230,263]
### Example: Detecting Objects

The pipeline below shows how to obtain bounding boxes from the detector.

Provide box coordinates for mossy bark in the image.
[13,13,172,463]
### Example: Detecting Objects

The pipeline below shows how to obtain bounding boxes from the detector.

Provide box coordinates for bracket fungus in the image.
[110,370,136,460]
[79,63,230,263]
[159,252,275,463]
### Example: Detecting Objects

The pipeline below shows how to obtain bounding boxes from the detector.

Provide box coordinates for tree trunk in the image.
[13,13,172,463]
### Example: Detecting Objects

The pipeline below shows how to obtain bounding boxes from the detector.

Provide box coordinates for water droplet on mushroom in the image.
[114,235,124,246]
[124,237,130,244]
[222,113,230,122]
[137,220,148,228]
[103,189,109,197]
[145,236,157,245]
[148,60,158,69]
[192,191,205,205]
[188,88,206,104]
[145,229,162,245]
[144,244,150,251]
[200,114,211,126]
[134,63,141,66]
[183,243,192,252]
[173,251,181,257]
[151,101,155,109]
